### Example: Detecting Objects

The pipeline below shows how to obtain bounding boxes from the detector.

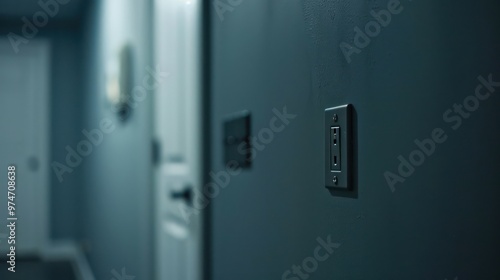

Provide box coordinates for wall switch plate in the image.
[223,111,251,168]
[325,104,353,191]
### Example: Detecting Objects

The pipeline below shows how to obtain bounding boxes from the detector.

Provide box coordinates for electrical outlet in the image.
[325,104,353,191]
[330,126,340,171]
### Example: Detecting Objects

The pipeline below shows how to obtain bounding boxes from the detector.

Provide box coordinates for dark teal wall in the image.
[210,0,500,279]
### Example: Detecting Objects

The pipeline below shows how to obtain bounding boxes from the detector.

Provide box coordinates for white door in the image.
[153,0,204,279]
[0,39,50,256]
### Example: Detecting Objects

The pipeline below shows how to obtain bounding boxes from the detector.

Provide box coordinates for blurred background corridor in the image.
[0,0,500,279]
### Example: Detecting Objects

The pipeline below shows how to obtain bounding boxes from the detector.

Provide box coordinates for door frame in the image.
[152,0,205,279]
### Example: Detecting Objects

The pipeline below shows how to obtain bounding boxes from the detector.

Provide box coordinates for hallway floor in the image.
[0,258,76,280]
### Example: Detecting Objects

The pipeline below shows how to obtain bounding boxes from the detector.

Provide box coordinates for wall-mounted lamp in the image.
[106,43,133,121]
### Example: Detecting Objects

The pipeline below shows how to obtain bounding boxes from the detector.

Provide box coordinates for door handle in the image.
[170,187,192,205]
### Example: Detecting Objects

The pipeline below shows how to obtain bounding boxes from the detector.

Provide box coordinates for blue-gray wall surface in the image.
[47,25,85,241]
[0,21,85,241]
[80,0,153,279]
[210,0,500,279]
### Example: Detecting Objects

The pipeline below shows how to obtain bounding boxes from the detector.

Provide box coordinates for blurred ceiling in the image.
[0,0,85,20]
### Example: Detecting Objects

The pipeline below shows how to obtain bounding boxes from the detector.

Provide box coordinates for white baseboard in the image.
[41,241,95,280]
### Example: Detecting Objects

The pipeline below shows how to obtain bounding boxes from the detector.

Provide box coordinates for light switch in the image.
[223,111,251,168]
